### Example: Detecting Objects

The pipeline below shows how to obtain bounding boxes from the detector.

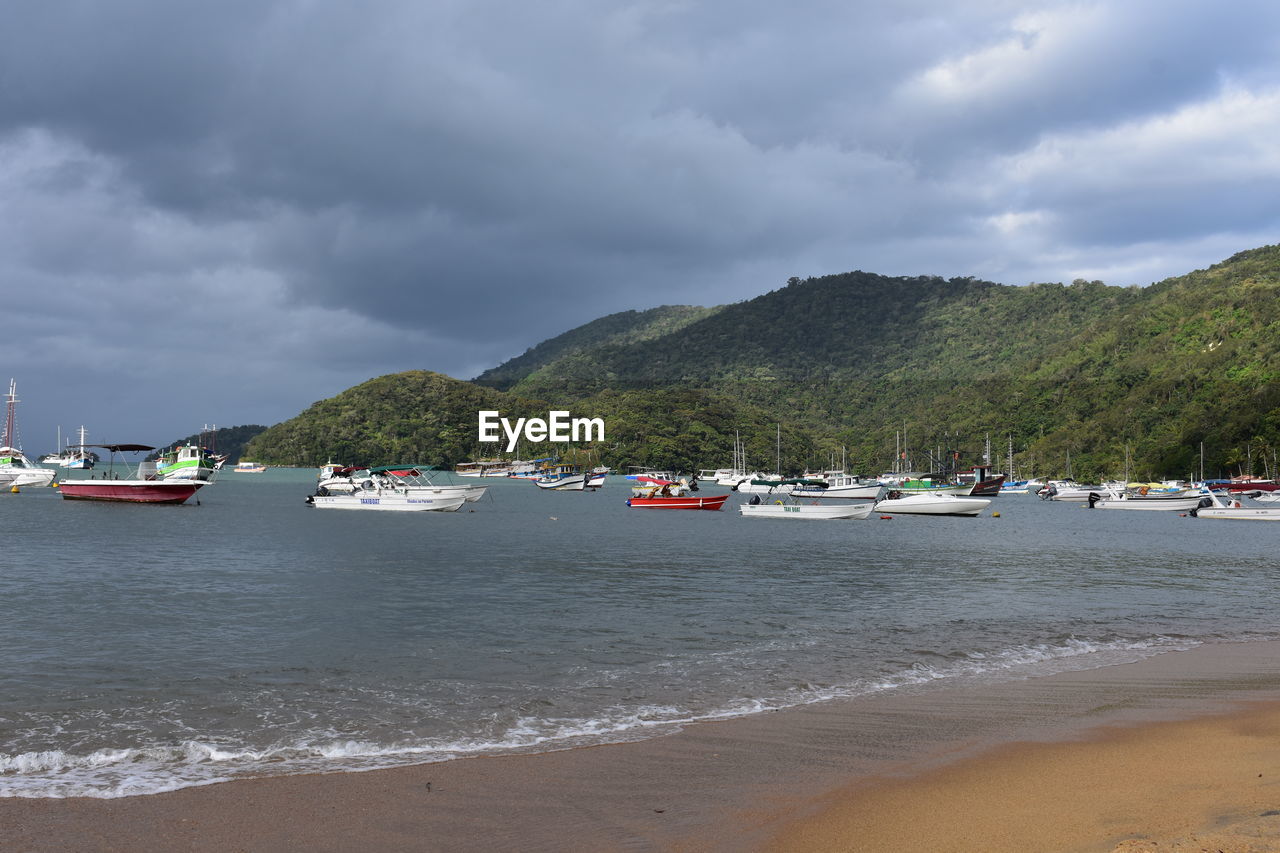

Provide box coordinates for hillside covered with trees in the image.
[244,246,1280,482]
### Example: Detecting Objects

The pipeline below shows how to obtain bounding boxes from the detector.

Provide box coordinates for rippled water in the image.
[2,470,1278,796]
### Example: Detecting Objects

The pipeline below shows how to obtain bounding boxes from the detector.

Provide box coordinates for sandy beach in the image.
[5,641,1280,852]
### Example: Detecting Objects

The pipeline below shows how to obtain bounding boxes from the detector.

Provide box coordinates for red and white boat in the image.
[58,443,208,504]
[625,493,729,510]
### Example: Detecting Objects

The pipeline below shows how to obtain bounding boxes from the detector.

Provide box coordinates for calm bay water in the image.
[2,469,1278,797]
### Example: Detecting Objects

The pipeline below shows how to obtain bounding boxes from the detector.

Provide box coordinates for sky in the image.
[3,0,1279,452]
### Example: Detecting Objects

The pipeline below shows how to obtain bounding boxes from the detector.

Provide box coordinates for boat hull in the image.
[875,494,991,516]
[626,494,730,510]
[59,480,205,504]
[308,493,466,511]
[1087,492,1206,511]
[740,501,873,519]
[1193,507,1280,520]
[967,475,1007,497]
[535,475,586,490]
[0,468,56,487]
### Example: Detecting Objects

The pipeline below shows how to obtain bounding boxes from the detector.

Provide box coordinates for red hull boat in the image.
[57,442,208,504]
[60,479,206,504]
[626,493,729,510]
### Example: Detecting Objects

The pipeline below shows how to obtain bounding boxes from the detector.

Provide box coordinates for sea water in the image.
[1,470,1277,797]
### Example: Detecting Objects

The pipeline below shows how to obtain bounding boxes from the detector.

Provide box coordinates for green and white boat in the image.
[156,443,222,481]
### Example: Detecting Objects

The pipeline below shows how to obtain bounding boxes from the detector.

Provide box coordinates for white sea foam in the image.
[0,633,1205,799]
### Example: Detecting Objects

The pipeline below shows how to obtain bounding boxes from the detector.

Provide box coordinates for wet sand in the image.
[4,641,1280,852]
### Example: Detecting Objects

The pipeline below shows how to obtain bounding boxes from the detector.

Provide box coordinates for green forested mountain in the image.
[244,371,546,468]
[473,305,720,388]
[245,246,1280,481]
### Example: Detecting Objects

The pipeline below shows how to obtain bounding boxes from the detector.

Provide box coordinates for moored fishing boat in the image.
[455,459,514,478]
[39,426,95,469]
[626,493,729,510]
[535,464,587,490]
[58,444,208,504]
[955,466,1006,497]
[1086,486,1207,512]
[156,443,220,481]
[874,490,991,516]
[739,497,874,519]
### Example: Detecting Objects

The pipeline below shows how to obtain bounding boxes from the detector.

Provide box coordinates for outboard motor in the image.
[1086,491,1102,508]
[1040,484,1057,501]
[1188,496,1213,517]
[749,494,761,505]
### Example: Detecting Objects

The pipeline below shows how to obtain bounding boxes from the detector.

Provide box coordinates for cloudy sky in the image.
[3,0,1279,450]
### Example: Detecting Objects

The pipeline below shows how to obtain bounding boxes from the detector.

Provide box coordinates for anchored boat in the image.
[874,490,990,516]
[58,444,208,504]
[739,497,874,519]
[626,493,729,510]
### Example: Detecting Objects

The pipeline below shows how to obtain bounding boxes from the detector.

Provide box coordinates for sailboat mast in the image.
[3,379,17,448]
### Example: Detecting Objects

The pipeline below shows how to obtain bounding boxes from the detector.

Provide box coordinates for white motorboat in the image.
[874,491,991,516]
[1039,481,1105,501]
[307,488,466,511]
[1189,491,1280,521]
[739,498,874,520]
[791,473,883,500]
[315,465,486,502]
[0,447,56,487]
[1086,487,1207,512]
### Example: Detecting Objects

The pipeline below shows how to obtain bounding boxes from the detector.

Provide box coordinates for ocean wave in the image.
[0,633,1208,799]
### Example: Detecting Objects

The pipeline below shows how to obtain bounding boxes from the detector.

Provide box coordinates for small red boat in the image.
[626,493,729,510]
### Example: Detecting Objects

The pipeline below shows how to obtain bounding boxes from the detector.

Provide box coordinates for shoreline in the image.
[5,640,1280,851]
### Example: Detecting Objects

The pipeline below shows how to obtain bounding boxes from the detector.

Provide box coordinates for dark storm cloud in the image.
[2,1,1279,445]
